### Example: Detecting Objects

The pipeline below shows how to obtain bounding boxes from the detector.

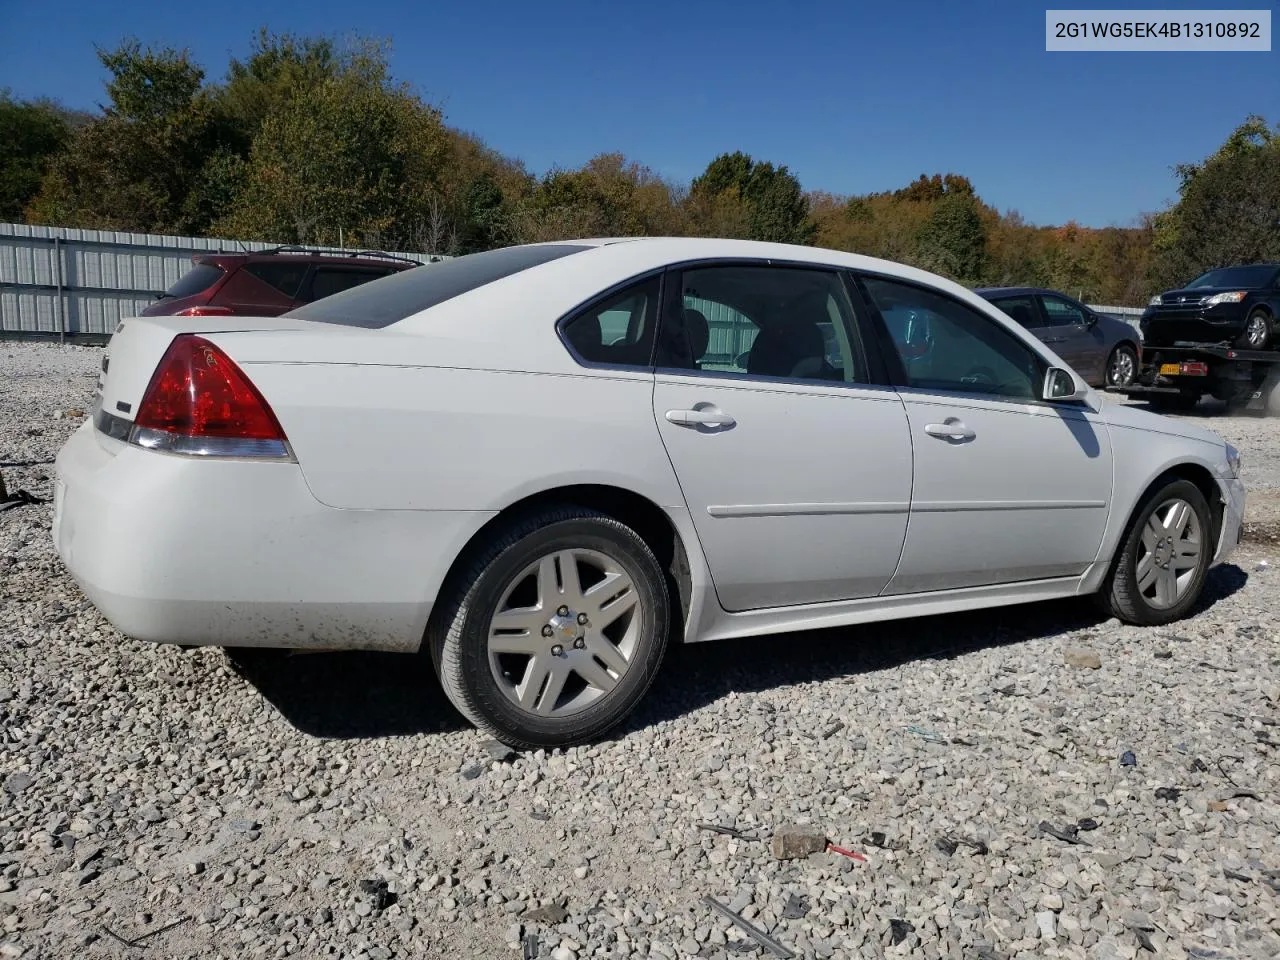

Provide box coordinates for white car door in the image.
[856,274,1114,594]
[651,263,914,612]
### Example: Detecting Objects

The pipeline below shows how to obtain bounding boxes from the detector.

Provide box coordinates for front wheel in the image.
[428,506,670,749]
[1105,344,1138,388]
[1101,478,1213,626]
[1236,310,1273,350]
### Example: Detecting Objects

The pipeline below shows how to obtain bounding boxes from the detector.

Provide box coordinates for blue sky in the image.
[1,0,1275,227]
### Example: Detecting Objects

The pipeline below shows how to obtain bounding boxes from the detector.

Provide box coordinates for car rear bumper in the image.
[53,421,492,652]
[1213,477,1246,566]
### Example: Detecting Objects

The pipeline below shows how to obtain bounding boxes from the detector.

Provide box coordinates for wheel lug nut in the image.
[577,612,588,624]
[574,638,585,649]
[551,644,563,656]
[557,605,570,617]
[541,625,554,637]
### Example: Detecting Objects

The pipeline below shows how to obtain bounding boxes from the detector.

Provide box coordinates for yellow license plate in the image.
[1159,363,1181,375]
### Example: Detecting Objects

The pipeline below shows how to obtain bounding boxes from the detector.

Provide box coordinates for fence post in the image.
[53,236,64,344]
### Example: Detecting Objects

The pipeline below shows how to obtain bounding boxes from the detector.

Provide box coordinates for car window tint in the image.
[660,265,866,384]
[1040,295,1086,327]
[305,268,390,303]
[243,262,309,299]
[162,263,224,299]
[561,276,660,368]
[289,244,589,327]
[863,276,1044,400]
[990,296,1039,329]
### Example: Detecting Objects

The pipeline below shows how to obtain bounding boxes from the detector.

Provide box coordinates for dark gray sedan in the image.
[976,287,1143,388]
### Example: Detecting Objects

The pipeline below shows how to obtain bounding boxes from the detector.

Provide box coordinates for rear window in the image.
[1186,265,1278,289]
[287,244,590,328]
[244,261,308,299]
[306,267,391,302]
[161,262,225,299]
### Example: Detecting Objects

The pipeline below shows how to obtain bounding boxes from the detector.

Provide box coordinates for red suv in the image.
[142,247,424,317]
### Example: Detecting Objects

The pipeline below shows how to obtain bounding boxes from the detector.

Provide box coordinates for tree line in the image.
[2,31,1277,305]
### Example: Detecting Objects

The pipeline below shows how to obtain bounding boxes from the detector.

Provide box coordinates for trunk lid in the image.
[95,315,321,424]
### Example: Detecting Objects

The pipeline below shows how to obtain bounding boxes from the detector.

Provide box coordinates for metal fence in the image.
[0,223,439,338]
[1,222,1149,341]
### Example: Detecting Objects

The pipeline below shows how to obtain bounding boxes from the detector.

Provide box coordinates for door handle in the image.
[924,418,975,442]
[665,408,736,429]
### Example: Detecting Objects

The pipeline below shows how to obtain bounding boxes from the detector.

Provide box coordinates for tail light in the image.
[174,305,234,316]
[126,335,292,459]
[1180,361,1209,376]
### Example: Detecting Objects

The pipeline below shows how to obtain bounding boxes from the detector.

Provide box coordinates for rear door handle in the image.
[924,418,975,442]
[665,408,736,429]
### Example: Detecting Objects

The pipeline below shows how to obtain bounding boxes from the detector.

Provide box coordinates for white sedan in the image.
[54,238,1246,747]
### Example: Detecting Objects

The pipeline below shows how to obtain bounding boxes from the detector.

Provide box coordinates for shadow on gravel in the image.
[227,649,470,740]
[229,563,1247,741]
[622,561,1249,736]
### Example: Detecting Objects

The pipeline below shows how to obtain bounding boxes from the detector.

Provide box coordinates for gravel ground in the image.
[2,340,1279,960]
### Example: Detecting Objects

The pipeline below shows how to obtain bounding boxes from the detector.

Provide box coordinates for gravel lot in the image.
[2,340,1279,960]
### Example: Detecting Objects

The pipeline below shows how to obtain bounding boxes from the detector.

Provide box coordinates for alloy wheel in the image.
[1108,348,1136,387]
[1135,497,1204,610]
[486,548,641,717]
[1244,314,1268,349]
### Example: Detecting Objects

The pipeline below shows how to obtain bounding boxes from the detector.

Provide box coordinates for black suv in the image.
[1141,263,1280,350]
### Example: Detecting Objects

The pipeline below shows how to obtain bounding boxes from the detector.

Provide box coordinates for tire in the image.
[1100,477,1213,626]
[1148,392,1200,413]
[1105,343,1138,388]
[1236,310,1272,350]
[427,505,670,750]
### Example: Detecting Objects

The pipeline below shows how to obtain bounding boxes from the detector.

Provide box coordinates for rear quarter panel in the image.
[234,360,688,513]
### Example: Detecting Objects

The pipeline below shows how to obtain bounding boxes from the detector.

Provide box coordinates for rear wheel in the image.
[428,506,670,749]
[1101,478,1213,626]
[1105,344,1138,388]
[1236,310,1272,350]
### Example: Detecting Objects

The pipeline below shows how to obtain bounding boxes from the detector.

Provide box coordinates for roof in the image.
[194,246,424,268]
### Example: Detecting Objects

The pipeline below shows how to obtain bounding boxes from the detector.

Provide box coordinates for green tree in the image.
[214,29,340,151]
[689,152,813,244]
[0,93,73,221]
[218,41,449,248]
[915,190,987,283]
[1150,115,1280,290]
[28,41,220,233]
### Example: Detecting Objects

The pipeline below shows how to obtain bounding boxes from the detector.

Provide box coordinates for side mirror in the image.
[1043,367,1084,402]
[1085,312,1099,328]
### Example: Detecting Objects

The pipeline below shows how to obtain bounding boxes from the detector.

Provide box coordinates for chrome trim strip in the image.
[707,501,910,518]
[911,500,1107,513]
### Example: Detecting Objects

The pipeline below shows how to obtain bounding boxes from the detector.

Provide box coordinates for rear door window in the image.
[561,276,660,368]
